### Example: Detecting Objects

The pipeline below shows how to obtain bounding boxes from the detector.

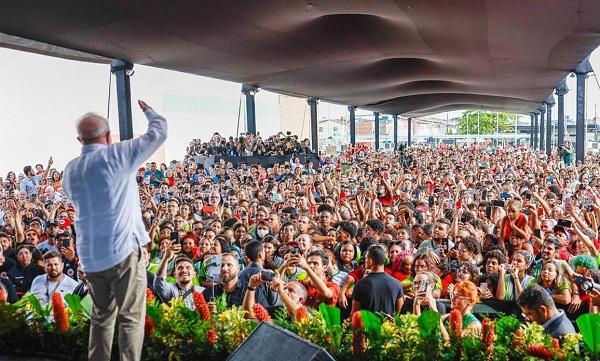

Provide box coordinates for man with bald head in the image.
[63,100,167,361]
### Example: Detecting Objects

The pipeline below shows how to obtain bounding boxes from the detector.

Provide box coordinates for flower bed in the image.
[1,293,600,361]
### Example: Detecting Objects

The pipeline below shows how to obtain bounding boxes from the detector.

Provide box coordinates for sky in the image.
[0,46,599,176]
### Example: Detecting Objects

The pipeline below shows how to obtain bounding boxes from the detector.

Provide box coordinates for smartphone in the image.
[62,238,70,248]
[441,238,449,252]
[479,282,488,294]
[260,270,275,281]
[428,195,435,208]
[534,229,542,239]
[492,200,505,207]
[481,189,488,200]
[170,231,180,244]
[557,219,573,228]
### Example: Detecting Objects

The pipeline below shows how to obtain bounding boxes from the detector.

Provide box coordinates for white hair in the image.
[76,112,109,140]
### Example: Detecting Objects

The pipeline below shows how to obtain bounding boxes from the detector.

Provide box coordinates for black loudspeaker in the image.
[227,322,336,361]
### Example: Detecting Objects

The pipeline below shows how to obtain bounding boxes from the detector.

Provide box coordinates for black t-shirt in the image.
[203,280,245,307]
[352,271,403,316]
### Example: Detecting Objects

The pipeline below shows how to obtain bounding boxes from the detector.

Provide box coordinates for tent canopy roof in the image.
[1,1,600,116]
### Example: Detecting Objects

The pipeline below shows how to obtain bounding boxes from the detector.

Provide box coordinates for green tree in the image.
[457,110,516,134]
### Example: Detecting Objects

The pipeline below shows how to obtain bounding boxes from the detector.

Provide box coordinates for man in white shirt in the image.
[62,100,167,361]
[30,250,78,306]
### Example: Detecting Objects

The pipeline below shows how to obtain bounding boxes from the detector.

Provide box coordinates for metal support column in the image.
[533,112,539,149]
[407,117,412,147]
[307,97,319,153]
[349,106,357,147]
[575,57,592,163]
[546,95,555,156]
[555,79,568,147]
[529,114,534,148]
[393,114,398,149]
[110,60,134,141]
[374,112,380,151]
[539,105,546,152]
[241,84,258,135]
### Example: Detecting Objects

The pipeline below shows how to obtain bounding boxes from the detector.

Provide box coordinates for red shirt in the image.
[301,279,340,308]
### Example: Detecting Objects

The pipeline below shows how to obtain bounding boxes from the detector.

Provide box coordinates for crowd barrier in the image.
[193,153,320,168]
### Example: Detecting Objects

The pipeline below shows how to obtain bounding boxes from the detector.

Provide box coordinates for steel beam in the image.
[241,84,258,135]
[555,79,568,147]
[349,106,357,147]
[307,97,319,153]
[374,112,380,150]
[575,57,592,163]
[546,95,555,156]
[538,105,546,152]
[533,112,539,149]
[529,114,534,148]
[110,60,134,141]
[393,114,398,149]
[407,117,412,147]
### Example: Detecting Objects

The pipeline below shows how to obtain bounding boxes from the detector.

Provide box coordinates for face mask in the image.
[257,229,269,238]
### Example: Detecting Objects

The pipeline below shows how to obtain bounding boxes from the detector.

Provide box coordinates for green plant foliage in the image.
[577,313,600,354]
[1,298,599,361]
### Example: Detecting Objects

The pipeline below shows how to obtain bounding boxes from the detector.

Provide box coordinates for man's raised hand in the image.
[138,100,152,112]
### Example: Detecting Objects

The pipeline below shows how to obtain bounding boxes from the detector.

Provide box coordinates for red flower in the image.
[252,303,272,323]
[51,292,69,333]
[512,329,524,349]
[193,290,211,321]
[526,344,554,360]
[295,306,309,322]
[449,309,463,340]
[144,315,155,337]
[481,318,495,358]
[146,288,155,304]
[207,328,218,345]
[551,338,560,351]
[0,288,7,303]
[351,312,365,354]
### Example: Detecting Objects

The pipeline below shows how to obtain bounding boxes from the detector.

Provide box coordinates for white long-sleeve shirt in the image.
[62,109,167,273]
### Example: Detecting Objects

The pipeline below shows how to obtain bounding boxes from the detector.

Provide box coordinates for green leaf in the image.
[80,295,93,319]
[577,313,600,353]
[24,293,51,318]
[64,294,82,313]
[417,310,441,338]
[359,310,382,337]
[318,304,340,331]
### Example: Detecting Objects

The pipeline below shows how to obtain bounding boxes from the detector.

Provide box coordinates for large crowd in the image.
[2,136,600,342]
[185,131,313,158]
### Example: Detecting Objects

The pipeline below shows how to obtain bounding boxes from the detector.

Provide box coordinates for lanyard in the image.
[46,275,64,301]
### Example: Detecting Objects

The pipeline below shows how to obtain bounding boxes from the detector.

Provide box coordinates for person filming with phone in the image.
[153,240,204,310]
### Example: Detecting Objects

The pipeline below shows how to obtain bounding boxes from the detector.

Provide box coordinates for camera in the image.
[492,200,505,207]
[575,276,600,292]
[260,270,275,281]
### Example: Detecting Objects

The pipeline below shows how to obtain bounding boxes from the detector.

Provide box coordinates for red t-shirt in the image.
[301,279,340,308]
[378,193,394,206]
